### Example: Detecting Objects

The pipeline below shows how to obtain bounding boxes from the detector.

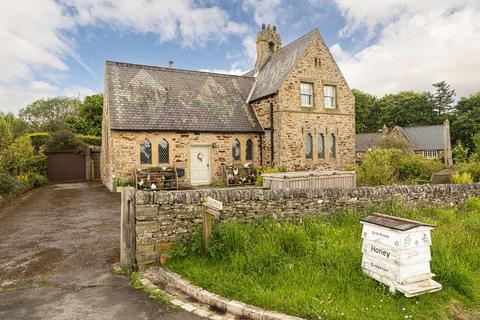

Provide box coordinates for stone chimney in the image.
[255,24,282,71]
[443,119,453,166]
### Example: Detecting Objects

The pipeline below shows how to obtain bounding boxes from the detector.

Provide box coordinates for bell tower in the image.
[255,24,282,71]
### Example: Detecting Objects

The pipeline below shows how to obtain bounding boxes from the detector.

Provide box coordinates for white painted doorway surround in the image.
[190,145,211,185]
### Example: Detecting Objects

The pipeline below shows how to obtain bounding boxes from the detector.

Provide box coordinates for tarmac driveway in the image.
[0,182,202,320]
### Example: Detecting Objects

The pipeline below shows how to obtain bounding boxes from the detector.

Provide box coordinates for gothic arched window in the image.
[318,134,325,159]
[246,139,254,161]
[158,139,169,164]
[140,139,152,164]
[329,134,336,159]
[232,139,241,161]
[305,133,313,159]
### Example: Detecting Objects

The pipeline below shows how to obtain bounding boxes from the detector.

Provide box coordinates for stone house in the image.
[101,25,355,190]
[355,120,453,165]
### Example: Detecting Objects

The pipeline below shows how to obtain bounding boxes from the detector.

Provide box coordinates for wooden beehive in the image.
[360,213,442,297]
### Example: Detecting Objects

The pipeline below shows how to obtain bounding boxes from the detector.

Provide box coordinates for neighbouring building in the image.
[101,25,355,190]
[355,120,453,166]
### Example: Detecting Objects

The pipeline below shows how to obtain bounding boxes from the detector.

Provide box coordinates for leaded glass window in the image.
[140,139,151,164]
[305,133,313,159]
[158,138,169,163]
[318,134,325,159]
[329,134,336,159]
[246,139,254,161]
[232,139,241,161]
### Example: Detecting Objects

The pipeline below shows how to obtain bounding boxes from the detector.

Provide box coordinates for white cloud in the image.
[242,0,283,26]
[331,2,480,97]
[0,81,97,114]
[62,0,249,46]
[199,67,248,76]
[1,0,252,113]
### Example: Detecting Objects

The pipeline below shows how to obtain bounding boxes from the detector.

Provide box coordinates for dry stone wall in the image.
[132,183,480,265]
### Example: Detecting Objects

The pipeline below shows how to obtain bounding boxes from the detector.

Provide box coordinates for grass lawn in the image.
[167,198,480,320]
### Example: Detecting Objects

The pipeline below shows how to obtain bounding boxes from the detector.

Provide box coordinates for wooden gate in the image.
[47,151,86,182]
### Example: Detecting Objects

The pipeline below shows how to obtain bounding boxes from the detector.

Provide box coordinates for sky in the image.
[1,0,480,114]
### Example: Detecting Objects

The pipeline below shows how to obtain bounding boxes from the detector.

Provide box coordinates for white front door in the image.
[190,145,211,185]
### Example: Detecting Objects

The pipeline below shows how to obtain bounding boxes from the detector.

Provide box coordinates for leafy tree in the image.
[0,117,14,152]
[353,89,379,133]
[19,97,82,132]
[450,93,480,150]
[68,94,103,136]
[377,91,439,128]
[374,135,412,153]
[432,81,456,116]
[0,112,28,138]
[452,141,470,163]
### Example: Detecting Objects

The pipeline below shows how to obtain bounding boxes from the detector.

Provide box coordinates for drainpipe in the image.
[259,134,263,166]
[270,103,274,166]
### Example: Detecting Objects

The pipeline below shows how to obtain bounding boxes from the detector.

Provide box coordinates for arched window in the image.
[329,134,336,159]
[318,134,325,159]
[232,139,241,161]
[305,133,313,159]
[246,139,254,161]
[140,139,152,164]
[158,138,169,164]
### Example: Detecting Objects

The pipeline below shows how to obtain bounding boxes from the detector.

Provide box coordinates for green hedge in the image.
[28,132,49,150]
[77,134,102,146]
[27,132,101,148]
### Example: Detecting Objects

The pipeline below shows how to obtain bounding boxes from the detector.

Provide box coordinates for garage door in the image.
[47,152,86,182]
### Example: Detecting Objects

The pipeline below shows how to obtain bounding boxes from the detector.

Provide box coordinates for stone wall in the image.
[107,131,261,190]
[275,31,355,171]
[131,183,480,265]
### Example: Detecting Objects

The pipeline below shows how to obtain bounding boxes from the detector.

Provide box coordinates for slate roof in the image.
[249,29,318,101]
[355,133,382,152]
[105,61,262,133]
[400,125,445,150]
[356,125,446,152]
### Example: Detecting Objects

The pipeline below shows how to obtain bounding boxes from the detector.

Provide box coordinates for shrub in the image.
[456,162,480,182]
[0,170,25,195]
[27,132,49,150]
[452,172,473,184]
[113,177,134,190]
[77,134,102,146]
[398,155,443,183]
[356,148,405,186]
[255,166,287,186]
[44,129,87,154]
[453,141,470,163]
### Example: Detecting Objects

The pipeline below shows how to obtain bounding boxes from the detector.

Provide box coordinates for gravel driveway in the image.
[0,182,203,320]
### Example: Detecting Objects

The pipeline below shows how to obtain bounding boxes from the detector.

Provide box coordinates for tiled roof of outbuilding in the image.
[400,125,445,151]
[105,61,262,133]
[355,133,382,152]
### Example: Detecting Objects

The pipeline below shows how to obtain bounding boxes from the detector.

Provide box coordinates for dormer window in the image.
[300,82,313,107]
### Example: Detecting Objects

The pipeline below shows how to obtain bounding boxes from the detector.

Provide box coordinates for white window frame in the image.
[423,150,438,159]
[300,82,314,107]
[324,85,336,109]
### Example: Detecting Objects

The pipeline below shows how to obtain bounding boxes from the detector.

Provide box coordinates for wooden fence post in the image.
[202,210,213,250]
[121,187,136,268]
[202,197,223,250]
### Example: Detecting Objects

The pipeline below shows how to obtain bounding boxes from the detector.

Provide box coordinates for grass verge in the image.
[167,198,480,320]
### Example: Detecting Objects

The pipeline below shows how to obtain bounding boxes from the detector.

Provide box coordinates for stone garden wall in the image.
[131,184,480,265]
